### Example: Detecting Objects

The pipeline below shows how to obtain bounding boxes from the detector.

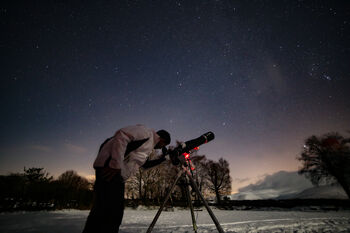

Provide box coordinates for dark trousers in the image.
[82,169,125,233]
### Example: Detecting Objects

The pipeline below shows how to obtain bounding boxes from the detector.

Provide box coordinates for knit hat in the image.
[156,130,171,145]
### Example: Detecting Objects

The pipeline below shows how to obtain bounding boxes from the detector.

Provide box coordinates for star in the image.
[322,74,332,81]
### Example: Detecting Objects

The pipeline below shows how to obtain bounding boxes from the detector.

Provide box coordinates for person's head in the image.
[155,129,171,149]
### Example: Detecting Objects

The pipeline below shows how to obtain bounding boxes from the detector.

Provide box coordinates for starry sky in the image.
[1,1,350,192]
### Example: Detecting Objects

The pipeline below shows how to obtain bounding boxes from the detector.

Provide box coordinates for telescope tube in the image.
[181,132,215,152]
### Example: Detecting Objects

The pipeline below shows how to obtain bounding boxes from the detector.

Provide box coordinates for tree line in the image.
[0,150,232,211]
[2,130,348,212]
[0,168,93,211]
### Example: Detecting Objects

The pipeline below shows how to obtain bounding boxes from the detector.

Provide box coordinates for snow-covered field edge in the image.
[0,208,350,233]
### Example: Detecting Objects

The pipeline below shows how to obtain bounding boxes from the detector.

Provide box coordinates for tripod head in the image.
[164,132,215,166]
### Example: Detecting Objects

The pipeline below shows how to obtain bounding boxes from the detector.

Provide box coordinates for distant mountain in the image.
[277,184,348,200]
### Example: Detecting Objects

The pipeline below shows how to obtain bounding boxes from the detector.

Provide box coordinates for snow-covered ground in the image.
[1,208,350,233]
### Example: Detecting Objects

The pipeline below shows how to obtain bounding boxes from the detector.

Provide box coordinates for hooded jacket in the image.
[93,124,161,180]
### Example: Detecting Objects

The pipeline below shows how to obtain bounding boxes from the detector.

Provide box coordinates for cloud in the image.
[233,177,251,183]
[64,143,87,154]
[231,170,313,200]
[29,145,53,153]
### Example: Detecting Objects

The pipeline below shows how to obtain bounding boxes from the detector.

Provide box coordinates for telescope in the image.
[166,132,215,165]
[147,131,224,233]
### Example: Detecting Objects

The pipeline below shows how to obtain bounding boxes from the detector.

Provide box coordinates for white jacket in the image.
[93,124,161,180]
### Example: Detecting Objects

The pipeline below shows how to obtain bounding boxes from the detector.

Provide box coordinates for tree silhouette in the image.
[205,158,231,204]
[0,173,26,201]
[58,170,91,191]
[298,132,350,199]
[0,167,94,210]
[24,167,53,183]
[190,153,209,202]
[23,167,53,202]
[57,170,92,208]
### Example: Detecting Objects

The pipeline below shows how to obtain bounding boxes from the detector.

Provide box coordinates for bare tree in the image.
[190,152,209,201]
[298,132,350,198]
[124,145,225,206]
[124,150,177,204]
[58,170,91,190]
[57,170,92,207]
[205,158,231,204]
[125,173,140,200]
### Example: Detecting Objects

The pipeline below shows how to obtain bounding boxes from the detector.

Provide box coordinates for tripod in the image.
[146,162,224,233]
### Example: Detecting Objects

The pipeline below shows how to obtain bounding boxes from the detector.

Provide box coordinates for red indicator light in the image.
[191,167,195,170]
[183,153,190,159]
[194,147,199,150]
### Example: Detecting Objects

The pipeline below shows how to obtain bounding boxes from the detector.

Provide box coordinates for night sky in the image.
[1,1,350,192]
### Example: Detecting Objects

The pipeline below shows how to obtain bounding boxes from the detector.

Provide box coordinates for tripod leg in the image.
[184,168,225,233]
[146,169,184,233]
[184,176,198,233]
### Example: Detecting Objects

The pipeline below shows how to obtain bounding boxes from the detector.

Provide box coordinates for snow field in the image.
[0,208,349,233]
